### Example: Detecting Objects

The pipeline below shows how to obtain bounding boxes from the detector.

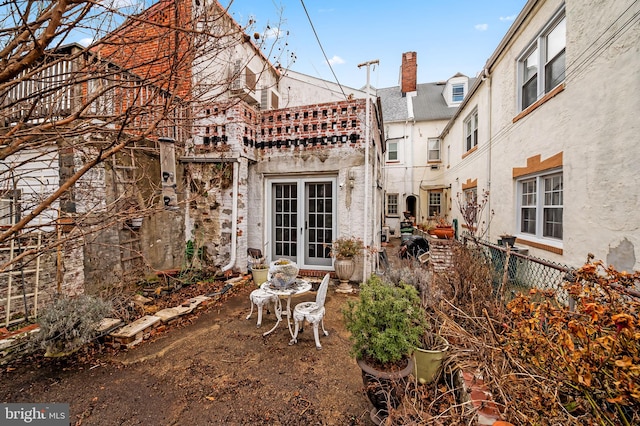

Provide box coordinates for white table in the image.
[260,280,312,338]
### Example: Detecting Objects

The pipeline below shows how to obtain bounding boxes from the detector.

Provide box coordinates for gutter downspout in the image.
[484,68,493,239]
[359,59,378,281]
[221,160,239,272]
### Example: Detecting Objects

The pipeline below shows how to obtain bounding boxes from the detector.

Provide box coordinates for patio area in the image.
[0,278,375,425]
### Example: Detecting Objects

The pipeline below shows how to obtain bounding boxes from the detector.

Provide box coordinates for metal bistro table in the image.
[260,279,312,338]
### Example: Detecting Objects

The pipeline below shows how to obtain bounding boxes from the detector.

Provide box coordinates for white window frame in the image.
[0,190,20,226]
[387,141,398,162]
[428,191,442,218]
[464,109,478,152]
[427,138,441,162]
[452,84,464,103]
[516,170,563,244]
[517,8,566,111]
[386,193,399,216]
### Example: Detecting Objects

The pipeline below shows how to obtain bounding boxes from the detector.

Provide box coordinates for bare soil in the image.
[0,278,374,425]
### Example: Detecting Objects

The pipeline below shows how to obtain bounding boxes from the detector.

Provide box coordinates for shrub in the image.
[505,260,639,424]
[31,294,113,357]
[343,275,427,367]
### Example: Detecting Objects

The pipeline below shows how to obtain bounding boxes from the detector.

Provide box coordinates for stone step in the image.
[108,315,161,348]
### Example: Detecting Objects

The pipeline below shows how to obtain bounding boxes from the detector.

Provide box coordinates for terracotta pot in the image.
[57,217,76,233]
[429,227,454,239]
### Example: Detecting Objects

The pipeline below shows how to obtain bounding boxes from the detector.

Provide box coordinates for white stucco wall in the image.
[441,0,640,270]
[278,70,368,107]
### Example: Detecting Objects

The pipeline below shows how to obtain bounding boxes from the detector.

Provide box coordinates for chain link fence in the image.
[473,239,574,302]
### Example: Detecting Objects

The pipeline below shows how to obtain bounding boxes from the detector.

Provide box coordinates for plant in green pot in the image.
[249,256,269,287]
[343,275,428,423]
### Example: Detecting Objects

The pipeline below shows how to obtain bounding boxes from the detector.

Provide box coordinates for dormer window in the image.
[452,84,464,103]
[443,75,468,107]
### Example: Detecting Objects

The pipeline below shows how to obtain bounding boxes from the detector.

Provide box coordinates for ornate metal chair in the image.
[289,273,330,350]
[246,288,279,328]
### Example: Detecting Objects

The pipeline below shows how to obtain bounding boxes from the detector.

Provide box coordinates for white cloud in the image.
[106,0,138,8]
[264,27,282,40]
[499,14,517,22]
[327,55,345,66]
[78,37,94,47]
[474,23,488,31]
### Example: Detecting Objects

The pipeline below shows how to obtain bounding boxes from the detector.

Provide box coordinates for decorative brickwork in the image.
[428,235,455,272]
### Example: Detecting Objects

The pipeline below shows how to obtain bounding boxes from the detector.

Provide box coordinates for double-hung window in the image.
[452,84,464,102]
[387,141,398,161]
[519,11,566,110]
[427,138,441,162]
[464,109,478,152]
[517,172,563,240]
[428,192,442,217]
[386,193,399,216]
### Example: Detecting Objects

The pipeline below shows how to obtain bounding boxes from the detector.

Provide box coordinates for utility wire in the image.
[299,0,348,100]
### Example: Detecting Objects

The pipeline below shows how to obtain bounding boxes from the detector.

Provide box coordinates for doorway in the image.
[268,177,336,269]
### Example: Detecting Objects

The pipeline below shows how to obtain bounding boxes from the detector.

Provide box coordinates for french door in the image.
[269,177,336,269]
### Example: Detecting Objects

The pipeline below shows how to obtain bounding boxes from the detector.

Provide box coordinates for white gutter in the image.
[485,69,493,238]
[221,160,239,272]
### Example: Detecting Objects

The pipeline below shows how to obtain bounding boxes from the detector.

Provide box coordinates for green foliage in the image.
[343,275,428,366]
[31,295,112,357]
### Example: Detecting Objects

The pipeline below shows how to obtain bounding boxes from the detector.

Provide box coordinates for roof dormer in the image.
[443,73,469,107]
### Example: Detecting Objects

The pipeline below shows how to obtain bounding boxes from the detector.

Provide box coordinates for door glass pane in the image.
[272,183,297,260]
[306,182,333,267]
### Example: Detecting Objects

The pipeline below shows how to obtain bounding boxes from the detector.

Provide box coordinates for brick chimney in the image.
[401,51,417,94]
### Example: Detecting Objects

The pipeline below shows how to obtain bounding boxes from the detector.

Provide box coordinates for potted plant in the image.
[268,258,299,289]
[329,236,365,293]
[413,330,449,384]
[428,216,454,239]
[499,234,516,247]
[343,275,428,422]
[249,256,269,287]
[382,265,449,385]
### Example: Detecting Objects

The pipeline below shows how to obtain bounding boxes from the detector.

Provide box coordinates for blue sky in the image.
[226,0,528,89]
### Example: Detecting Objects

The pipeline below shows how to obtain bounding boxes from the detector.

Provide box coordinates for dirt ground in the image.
[0,278,376,425]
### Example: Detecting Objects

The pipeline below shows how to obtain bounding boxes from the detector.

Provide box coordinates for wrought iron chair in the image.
[289,273,330,350]
[246,288,279,328]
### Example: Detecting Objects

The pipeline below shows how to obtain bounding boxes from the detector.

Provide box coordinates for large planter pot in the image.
[413,336,449,384]
[357,357,414,424]
[251,268,269,287]
[334,258,356,294]
[429,226,454,239]
[269,259,299,289]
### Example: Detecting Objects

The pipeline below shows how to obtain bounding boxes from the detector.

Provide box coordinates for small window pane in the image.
[524,49,538,81]
[545,51,565,91]
[452,84,464,102]
[521,208,536,234]
[388,142,398,161]
[546,18,566,61]
[428,138,440,161]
